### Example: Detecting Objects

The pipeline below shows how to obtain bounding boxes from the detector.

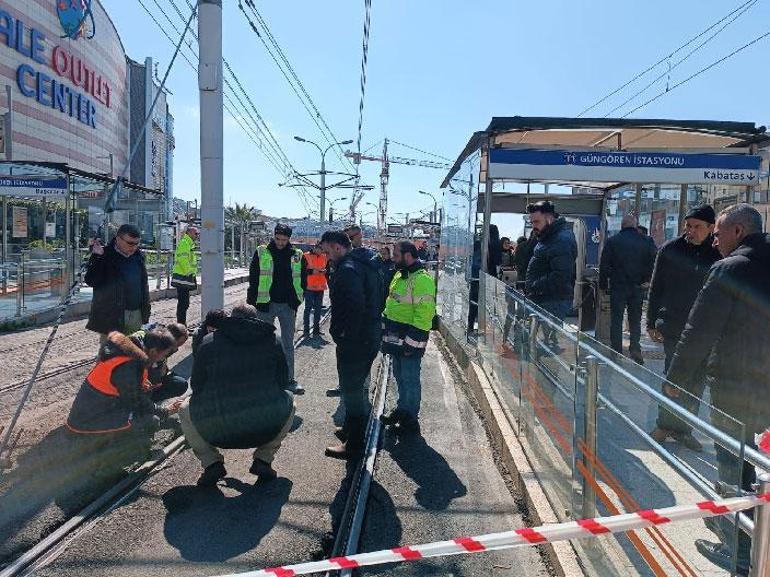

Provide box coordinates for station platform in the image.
[0,301,546,576]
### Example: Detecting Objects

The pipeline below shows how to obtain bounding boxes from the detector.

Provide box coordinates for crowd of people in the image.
[66,222,436,488]
[486,201,770,575]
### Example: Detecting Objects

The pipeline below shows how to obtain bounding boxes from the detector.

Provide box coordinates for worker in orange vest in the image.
[303,242,328,337]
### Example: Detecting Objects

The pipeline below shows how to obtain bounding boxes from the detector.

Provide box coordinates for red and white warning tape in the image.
[215,493,770,577]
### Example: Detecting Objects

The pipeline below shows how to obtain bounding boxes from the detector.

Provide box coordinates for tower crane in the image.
[345,138,451,234]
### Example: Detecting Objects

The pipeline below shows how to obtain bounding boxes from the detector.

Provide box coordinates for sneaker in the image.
[629,351,645,365]
[324,441,363,460]
[674,432,703,452]
[325,388,342,397]
[196,461,226,487]
[396,417,421,435]
[249,458,277,481]
[649,427,672,443]
[695,539,749,576]
[334,426,347,441]
[287,381,305,395]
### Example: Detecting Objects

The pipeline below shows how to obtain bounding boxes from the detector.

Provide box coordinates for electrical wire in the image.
[355,0,373,164]
[604,0,758,117]
[621,28,770,118]
[577,0,758,117]
[389,139,452,162]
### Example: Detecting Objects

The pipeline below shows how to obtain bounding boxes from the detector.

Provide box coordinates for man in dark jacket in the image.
[599,214,657,364]
[66,326,179,473]
[247,224,307,395]
[525,202,577,345]
[85,224,150,340]
[320,230,384,459]
[648,205,721,450]
[179,304,295,487]
[666,204,770,574]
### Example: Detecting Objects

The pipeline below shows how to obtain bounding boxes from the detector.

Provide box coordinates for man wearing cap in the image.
[647,204,721,451]
[172,225,199,325]
[247,224,307,395]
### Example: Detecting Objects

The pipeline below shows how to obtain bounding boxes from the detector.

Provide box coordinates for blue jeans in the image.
[303,290,324,333]
[393,353,422,420]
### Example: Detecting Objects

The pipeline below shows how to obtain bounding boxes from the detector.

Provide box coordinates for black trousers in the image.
[609,285,643,354]
[467,280,479,333]
[336,342,376,451]
[176,287,191,325]
[656,335,707,435]
[150,372,189,403]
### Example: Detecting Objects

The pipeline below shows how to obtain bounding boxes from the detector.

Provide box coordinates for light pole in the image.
[418,190,438,223]
[328,196,346,223]
[294,136,353,226]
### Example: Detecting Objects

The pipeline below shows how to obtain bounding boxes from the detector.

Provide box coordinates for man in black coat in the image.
[666,204,770,574]
[178,304,295,487]
[647,205,721,450]
[320,230,384,460]
[599,214,657,364]
[525,202,577,347]
[85,224,150,340]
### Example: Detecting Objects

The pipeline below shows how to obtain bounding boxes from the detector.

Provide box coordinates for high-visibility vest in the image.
[384,268,436,333]
[172,233,197,276]
[256,245,304,304]
[86,356,149,396]
[304,252,328,292]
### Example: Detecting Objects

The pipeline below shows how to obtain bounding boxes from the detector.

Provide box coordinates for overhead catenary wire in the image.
[577,0,758,117]
[389,139,453,162]
[355,0,373,165]
[622,28,770,118]
[604,0,758,117]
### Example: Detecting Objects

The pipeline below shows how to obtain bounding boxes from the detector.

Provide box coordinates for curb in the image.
[438,319,585,577]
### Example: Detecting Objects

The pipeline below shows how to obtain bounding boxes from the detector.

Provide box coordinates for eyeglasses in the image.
[119,236,140,247]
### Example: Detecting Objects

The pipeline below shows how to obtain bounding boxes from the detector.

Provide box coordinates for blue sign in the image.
[489,148,761,185]
[0,176,67,197]
[56,0,96,40]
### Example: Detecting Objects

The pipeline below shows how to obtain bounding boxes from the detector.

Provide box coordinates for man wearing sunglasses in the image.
[86,224,151,343]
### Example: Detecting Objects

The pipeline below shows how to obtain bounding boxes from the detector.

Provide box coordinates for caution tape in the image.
[215,493,770,577]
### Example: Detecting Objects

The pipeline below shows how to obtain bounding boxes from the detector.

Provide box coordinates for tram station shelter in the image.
[438,116,770,333]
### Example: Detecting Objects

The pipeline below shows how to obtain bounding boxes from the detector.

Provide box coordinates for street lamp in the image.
[328,196,346,223]
[418,190,438,223]
[294,136,353,225]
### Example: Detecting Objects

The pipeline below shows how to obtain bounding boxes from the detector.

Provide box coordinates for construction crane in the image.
[345,138,452,234]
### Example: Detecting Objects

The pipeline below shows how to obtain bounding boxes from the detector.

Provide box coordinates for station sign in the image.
[387,224,403,235]
[489,148,761,185]
[0,176,67,197]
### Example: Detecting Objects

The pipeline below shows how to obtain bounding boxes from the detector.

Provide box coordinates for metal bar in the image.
[751,472,770,577]
[582,356,599,519]
[478,136,494,338]
[678,184,688,234]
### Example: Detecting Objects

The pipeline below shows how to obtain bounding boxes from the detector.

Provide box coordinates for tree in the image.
[225,203,258,265]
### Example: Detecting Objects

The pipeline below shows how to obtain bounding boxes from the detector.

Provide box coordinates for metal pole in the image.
[478,137,494,338]
[65,188,71,287]
[582,356,599,519]
[198,0,224,313]
[5,85,12,161]
[528,314,539,363]
[678,184,688,234]
[42,196,47,249]
[2,195,7,265]
[635,183,643,217]
[320,154,326,229]
[751,471,770,577]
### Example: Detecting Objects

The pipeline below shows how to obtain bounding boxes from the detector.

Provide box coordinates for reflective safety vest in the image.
[256,245,304,304]
[304,252,328,292]
[86,356,150,397]
[384,268,437,333]
[172,233,197,277]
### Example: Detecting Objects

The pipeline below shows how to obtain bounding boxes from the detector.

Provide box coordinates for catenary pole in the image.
[198,0,224,313]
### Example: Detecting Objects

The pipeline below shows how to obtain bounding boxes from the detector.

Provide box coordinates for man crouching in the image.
[66,326,180,475]
[178,304,296,487]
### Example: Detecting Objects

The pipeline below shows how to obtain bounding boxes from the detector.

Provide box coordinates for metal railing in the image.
[439,271,768,577]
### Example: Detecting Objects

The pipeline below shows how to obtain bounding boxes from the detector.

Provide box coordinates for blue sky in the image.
[103,0,770,237]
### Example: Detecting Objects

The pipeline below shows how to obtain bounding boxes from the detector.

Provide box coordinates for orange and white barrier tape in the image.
[215,493,770,577]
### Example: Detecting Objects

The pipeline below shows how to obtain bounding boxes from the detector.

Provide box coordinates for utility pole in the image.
[320,154,326,228]
[198,0,224,312]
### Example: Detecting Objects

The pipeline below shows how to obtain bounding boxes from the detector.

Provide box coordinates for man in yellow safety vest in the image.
[247,223,307,395]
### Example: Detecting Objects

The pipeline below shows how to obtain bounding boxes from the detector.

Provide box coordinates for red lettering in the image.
[70,55,84,87]
[104,82,110,108]
[51,46,69,76]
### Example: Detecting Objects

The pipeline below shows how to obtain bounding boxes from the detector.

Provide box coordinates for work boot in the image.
[286,381,305,395]
[695,539,749,576]
[381,409,408,426]
[334,426,347,441]
[629,350,645,365]
[325,388,341,397]
[196,461,226,487]
[249,458,277,481]
[324,441,363,460]
[396,416,421,435]
[649,427,672,443]
[674,432,703,452]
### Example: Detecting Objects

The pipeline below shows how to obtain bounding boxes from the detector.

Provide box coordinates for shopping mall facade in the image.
[0,0,175,265]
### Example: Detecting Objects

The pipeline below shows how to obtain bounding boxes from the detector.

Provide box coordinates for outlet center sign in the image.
[0,3,111,129]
